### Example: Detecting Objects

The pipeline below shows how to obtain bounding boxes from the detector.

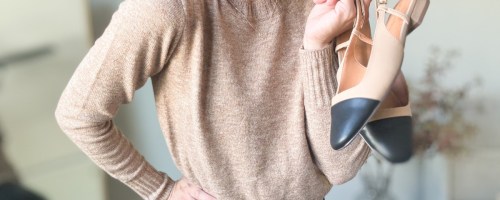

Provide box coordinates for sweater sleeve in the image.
[299,44,371,185]
[55,0,185,199]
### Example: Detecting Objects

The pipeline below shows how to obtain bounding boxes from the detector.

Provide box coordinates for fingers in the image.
[340,0,355,8]
[188,187,212,200]
[176,178,216,200]
[187,185,216,200]
[314,0,358,9]
[313,0,327,4]
[314,0,338,6]
[314,0,361,8]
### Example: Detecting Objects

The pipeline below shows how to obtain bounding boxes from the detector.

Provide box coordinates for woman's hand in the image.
[304,0,371,50]
[169,177,216,200]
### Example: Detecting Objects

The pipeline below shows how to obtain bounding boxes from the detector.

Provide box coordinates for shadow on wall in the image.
[0,45,55,200]
[0,0,105,199]
[0,129,45,200]
[89,0,124,39]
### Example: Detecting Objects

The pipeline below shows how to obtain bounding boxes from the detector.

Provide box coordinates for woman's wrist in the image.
[303,37,331,50]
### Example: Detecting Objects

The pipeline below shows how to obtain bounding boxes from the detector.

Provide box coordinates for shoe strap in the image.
[376,0,387,10]
[370,103,412,122]
[334,31,372,55]
[335,40,350,53]
[336,0,371,54]
[351,0,373,48]
[334,0,373,94]
[352,29,373,46]
[354,0,367,31]
[376,3,410,26]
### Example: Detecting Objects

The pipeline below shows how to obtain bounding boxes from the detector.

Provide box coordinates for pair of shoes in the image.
[331,0,411,162]
[330,0,430,163]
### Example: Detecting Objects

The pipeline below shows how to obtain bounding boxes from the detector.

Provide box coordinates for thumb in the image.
[337,0,356,15]
[342,0,356,8]
[313,0,327,4]
[335,0,356,14]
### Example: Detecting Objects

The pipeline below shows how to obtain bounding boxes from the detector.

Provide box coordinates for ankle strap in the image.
[335,30,372,54]
[376,0,387,8]
[335,40,350,53]
[376,3,410,26]
[336,0,370,54]
[353,29,373,45]
[352,0,367,32]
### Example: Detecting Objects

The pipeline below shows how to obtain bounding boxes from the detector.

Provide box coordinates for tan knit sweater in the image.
[55,0,370,199]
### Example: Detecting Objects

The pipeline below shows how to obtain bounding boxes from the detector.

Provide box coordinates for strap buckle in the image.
[376,0,387,8]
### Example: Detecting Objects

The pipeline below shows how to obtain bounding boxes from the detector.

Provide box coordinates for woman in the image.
[55,0,371,199]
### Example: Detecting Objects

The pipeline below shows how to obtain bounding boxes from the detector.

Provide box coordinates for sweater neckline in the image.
[224,0,281,21]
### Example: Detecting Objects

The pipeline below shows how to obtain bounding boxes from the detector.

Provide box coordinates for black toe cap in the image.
[330,98,380,150]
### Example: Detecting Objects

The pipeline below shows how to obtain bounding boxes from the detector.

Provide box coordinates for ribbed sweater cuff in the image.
[126,164,176,200]
[299,43,337,108]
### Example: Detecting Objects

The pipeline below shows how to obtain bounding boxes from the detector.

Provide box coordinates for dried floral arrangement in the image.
[355,47,483,200]
[410,47,482,156]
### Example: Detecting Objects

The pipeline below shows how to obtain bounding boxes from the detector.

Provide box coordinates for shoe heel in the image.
[408,0,430,33]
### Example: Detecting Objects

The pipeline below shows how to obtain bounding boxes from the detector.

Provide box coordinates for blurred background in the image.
[0,0,499,200]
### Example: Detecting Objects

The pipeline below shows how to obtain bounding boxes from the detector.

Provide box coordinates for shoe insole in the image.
[337,14,372,93]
